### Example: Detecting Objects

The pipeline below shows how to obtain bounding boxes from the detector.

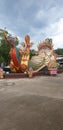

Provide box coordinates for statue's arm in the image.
[3,30,13,45]
[3,30,8,40]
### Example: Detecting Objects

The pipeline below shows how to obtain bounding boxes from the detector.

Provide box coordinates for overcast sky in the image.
[0,0,63,50]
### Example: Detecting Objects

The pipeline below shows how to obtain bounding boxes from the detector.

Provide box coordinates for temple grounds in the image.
[0,74,63,130]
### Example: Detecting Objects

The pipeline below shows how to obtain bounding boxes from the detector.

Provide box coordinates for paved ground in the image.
[0,74,63,130]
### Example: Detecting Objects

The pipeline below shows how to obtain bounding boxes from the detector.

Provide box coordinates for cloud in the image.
[52,18,63,49]
[42,18,63,49]
[0,0,63,50]
[29,18,63,50]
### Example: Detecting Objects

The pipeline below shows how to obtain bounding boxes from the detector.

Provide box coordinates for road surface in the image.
[0,74,63,130]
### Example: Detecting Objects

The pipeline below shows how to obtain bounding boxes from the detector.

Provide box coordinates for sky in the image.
[0,0,63,50]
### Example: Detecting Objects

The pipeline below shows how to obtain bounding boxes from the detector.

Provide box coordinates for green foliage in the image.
[0,38,11,66]
[54,48,63,55]
[0,28,19,66]
[0,29,9,43]
[0,56,4,64]
[14,37,19,46]
[30,49,35,59]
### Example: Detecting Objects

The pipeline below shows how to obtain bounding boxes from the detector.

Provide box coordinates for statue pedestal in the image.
[0,68,3,79]
[29,73,33,78]
[28,67,33,78]
[49,69,57,75]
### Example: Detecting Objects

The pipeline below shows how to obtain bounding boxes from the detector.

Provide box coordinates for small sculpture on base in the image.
[0,67,3,79]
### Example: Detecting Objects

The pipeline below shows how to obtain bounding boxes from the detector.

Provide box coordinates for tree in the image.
[54,48,63,55]
[0,29,19,66]
[30,49,36,59]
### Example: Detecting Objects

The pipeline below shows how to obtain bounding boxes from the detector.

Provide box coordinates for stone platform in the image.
[2,68,63,79]
[3,71,49,79]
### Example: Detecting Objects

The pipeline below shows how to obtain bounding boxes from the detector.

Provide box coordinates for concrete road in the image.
[0,74,63,130]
